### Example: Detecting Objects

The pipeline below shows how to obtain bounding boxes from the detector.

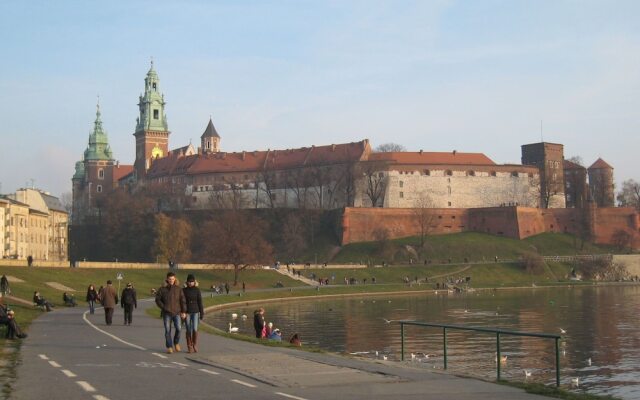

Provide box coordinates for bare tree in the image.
[285,168,312,209]
[412,194,437,248]
[196,211,273,285]
[359,161,388,207]
[153,213,192,263]
[208,181,249,210]
[280,213,307,260]
[617,179,640,211]
[375,143,406,152]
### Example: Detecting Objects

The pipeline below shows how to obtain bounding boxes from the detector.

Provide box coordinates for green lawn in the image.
[332,232,613,264]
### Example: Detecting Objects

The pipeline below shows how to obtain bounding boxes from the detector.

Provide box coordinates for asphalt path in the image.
[12,299,551,400]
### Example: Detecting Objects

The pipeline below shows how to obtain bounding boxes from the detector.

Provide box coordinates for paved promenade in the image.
[12,299,551,400]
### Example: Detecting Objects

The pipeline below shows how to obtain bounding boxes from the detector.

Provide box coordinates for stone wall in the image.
[341,206,640,249]
[612,255,640,277]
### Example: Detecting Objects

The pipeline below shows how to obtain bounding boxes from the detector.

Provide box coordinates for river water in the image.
[207,285,640,399]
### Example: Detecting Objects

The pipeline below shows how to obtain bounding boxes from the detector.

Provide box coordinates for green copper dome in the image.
[72,159,85,180]
[84,103,114,161]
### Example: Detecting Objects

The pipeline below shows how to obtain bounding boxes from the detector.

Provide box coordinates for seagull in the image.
[587,358,592,366]
[571,377,579,387]
[228,323,239,333]
[382,318,397,324]
[411,353,416,360]
[524,370,532,379]
[382,355,388,360]
[375,351,379,357]
[231,313,238,320]
[560,328,567,334]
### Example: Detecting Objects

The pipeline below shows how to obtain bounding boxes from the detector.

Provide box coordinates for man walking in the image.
[99,280,118,326]
[120,282,137,325]
[155,272,186,354]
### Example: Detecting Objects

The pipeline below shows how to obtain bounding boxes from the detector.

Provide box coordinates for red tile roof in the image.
[146,140,369,178]
[563,160,586,170]
[113,165,134,182]
[588,158,613,170]
[368,151,495,166]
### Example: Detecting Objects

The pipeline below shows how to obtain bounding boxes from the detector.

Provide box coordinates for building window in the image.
[152,82,157,91]
[399,181,404,188]
[153,109,159,119]
[448,201,452,207]
[448,186,452,195]
[96,185,102,193]
[424,169,430,176]
[446,170,452,176]
[511,171,518,177]
[490,171,497,177]
[399,192,404,198]
[467,170,475,176]
[98,169,104,179]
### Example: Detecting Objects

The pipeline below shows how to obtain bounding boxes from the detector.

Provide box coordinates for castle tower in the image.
[72,102,115,223]
[588,158,615,207]
[134,61,170,179]
[521,142,566,208]
[200,117,221,154]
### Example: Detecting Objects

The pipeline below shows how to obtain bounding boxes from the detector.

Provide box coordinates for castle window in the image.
[98,169,104,179]
[96,185,102,193]
[448,186,451,195]
[467,170,475,176]
[511,171,518,177]
[153,109,159,119]
[445,170,452,176]
[490,171,497,177]
[448,201,452,206]
[399,181,404,188]
[399,192,404,198]
[152,83,157,91]
[424,169,430,176]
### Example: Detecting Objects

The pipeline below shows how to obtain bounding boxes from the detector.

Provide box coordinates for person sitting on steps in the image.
[0,301,27,339]
[33,291,54,311]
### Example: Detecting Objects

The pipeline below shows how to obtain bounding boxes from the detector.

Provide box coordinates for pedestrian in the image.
[0,275,10,296]
[242,281,246,293]
[121,282,137,325]
[289,333,301,347]
[253,308,265,338]
[27,255,33,267]
[182,274,204,353]
[86,284,98,314]
[224,282,230,295]
[155,272,186,354]
[99,280,118,326]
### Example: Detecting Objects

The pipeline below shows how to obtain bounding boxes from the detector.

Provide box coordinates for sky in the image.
[1,0,639,198]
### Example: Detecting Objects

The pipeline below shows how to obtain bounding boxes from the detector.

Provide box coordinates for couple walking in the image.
[155,272,204,354]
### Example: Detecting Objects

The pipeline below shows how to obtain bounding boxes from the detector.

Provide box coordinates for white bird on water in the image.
[231,313,238,320]
[382,355,388,360]
[241,314,247,320]
[587,358,592,366]
[228,323,239,333]
[524,370,532,379]
[571,377,579,387]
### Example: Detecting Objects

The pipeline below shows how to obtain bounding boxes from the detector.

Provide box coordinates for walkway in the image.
[12,299,551,400]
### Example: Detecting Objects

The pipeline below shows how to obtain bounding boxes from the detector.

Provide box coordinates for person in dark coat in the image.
[86,284,98,314]
[155,272,186,354]
[99,280,118,326]
[0,275,10,296]
[253,308,266,338]
[120,282,137,325]
[182,274,204,353]
[62,292,77,307]
[0,300,26,339]
[33,291,53,312]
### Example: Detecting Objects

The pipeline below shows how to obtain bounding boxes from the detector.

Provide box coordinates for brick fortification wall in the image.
[342,206,640,249]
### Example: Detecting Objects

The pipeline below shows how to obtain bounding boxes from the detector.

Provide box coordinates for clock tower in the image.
[134,60,170,180]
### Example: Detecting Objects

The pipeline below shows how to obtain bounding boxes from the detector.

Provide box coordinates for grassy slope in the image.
[332,232,613,264]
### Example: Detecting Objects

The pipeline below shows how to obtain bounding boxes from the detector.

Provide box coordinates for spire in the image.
[136,60,167,132]
[84,100,113,161]
[201,117,221,138]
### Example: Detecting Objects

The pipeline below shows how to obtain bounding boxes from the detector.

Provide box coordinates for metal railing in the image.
[399,321,562,387]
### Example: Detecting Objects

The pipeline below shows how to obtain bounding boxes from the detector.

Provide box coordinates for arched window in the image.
[96,185,102,193]
[98,168,104,179]
[423,169,430,176]
[445,170,453,176]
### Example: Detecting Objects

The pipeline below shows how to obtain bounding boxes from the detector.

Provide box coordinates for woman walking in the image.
[182,274,204,353]
[86,284,98,314]
[253,308,266,338]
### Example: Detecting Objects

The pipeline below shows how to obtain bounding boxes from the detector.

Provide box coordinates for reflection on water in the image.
[207,285,640,399]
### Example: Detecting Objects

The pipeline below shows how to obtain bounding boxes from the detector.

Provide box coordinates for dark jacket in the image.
[99,285,118,308]
[155,280,186,317]
[182,286,204,317]
[86,288,98,302]
[120,288,137,308]
[253,312,265,337]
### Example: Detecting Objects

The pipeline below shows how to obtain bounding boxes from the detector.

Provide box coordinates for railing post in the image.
[443,327,448,370]
[496,332,501,381]
[555,337,560,387]
[401,322,405,361]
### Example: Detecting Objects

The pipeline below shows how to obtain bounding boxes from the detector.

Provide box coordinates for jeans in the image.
[184,313,199,335]
[88,300,95,314]
[163,314,182,349]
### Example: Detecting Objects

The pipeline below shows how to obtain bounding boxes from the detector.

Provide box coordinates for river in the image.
[207,285,640,399]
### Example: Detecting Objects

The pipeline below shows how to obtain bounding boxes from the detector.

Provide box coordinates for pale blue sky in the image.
[1,1,638,197]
